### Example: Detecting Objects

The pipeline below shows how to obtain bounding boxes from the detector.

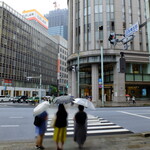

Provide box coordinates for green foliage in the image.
[50,86,57,95]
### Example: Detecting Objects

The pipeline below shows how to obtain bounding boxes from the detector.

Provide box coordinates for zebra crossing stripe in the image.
[47,122,115,128]
[45,128,130,136]
[47,119,108,125]
[47,125,123,132]
[45,116,132,137]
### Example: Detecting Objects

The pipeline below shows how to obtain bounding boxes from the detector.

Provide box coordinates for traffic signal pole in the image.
[99,26,104,106]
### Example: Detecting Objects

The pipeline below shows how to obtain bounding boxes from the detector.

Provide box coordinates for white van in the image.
[0,96,11,102]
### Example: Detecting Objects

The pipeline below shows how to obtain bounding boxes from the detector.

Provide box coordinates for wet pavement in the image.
[0,133,150,150]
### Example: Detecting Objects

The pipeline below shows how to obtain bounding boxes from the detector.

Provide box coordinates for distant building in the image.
[45,9,68,40]
[0,2,58,97]
[22,9,49,31]
[53,35,68,95]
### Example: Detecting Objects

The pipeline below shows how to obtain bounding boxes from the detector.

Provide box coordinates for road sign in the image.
[98,78,102,83]
[125,22,139,37]
[99,85,102,88]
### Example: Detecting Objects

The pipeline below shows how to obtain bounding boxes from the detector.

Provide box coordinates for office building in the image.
[45,9,68,40]
[53,35,68,95]
[0,2,58,97]
[67,0,150,105]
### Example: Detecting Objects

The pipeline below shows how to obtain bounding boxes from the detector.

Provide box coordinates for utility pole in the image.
[99,26,104,107]
[77,50,80,98]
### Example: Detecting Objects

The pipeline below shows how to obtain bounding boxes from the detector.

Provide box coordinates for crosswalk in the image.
[45,115,132,137]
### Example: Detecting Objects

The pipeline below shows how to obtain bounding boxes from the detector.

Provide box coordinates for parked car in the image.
[12,96,28,103]
[0,96,12,102]
[26,97,39,104]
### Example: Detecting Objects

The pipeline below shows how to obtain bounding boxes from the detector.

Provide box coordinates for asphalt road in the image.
[88,107,150,133]
[0,103,150,141]
[0,102,35,141]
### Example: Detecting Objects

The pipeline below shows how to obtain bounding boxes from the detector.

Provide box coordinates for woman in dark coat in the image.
[53,104,68,150]
[74,105,87,149]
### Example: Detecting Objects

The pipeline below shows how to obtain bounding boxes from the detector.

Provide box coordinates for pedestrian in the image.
[127,96,130,103]
[132,96,136,104]
[53,104,68,150]
[35,111,48,149]
[74,105,87,149]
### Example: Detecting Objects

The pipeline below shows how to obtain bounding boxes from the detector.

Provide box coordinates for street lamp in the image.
[27,74,42,103]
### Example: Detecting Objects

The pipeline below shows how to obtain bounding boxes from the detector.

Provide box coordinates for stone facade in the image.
[67,0,150,106]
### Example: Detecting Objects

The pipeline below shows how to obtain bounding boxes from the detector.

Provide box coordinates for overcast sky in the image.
[3,0,67,15]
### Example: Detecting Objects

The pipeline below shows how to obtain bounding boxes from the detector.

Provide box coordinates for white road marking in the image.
[9,117,24,119]
[0,125,19,127]
[47,125,122,131]
[45,129,129,136]
[118,111,150,119]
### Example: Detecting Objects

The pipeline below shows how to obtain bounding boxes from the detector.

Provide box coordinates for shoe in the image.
[38,146,45,149]
[35,145,39,149]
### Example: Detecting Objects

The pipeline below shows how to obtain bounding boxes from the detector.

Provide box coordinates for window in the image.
[132,64,141,74]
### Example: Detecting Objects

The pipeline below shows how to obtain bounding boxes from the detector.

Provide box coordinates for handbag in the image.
[50,115,56,128]
[34,116,43,127]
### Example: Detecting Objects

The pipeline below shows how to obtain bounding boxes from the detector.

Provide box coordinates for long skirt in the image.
[74,123,87,145]
[53,127,67,143]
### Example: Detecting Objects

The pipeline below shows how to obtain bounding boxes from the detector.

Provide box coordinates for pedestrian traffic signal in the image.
[108,33,117,45]
[72,66,76,72]
[119,57,126,73]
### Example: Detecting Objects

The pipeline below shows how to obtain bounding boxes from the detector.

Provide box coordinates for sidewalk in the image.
[98,100,150,107]
[0,133,150,150]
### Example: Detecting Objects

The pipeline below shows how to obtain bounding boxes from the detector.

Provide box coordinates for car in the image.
[12,96,28,103]
[0,96,12,102]
[26,97,39,104]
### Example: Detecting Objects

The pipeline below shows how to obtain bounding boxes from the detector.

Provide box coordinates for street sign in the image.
[125,22,139,37]
[99,85,102,88]
[98,78,102,84]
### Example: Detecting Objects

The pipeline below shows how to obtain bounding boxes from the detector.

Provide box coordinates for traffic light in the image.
[99,26,103,31]
[119,57,126,73]
[108,33,117,45]
[72,66,76,72]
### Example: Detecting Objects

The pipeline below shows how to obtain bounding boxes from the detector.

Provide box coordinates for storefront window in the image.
[132,64,141,73]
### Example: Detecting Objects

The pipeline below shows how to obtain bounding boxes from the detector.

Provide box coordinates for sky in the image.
[2,0,68,15]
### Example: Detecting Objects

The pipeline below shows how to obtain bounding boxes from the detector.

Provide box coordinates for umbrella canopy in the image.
[73,98,95,110]
[125,94,130,97]
[53,95,74,104]
[33,101,50,116]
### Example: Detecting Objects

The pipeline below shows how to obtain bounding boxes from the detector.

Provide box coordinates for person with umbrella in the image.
[34,111,48,149]
[53,104,68,150]
[74,105,88,149]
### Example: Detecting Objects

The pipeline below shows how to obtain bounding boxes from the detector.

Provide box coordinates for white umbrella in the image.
[73,98,95,110]
[53,95,74,104]
[33,101,50,116]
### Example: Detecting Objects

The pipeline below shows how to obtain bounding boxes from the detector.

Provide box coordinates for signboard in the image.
[2,79,12,86]
[22,9,48,29]
[98,78,102,84]
[98,78,102,88]
[125,22,139,37]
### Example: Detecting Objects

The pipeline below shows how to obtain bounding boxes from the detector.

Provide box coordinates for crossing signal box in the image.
[72,66,76,72]
[108,33,116,45]
[119,57,126,73]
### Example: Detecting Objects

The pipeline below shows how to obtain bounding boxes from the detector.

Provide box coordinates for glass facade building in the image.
[45,9,68,40]
[67,0,150,105]
[0,2,58,97]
